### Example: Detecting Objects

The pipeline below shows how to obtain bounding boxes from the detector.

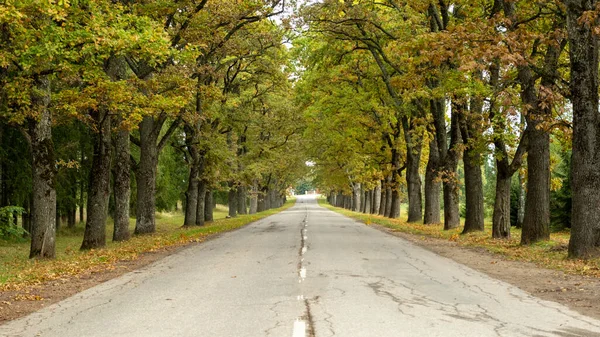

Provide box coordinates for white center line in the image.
[292,319,306,337]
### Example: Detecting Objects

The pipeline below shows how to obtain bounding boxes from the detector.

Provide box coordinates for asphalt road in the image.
[2,195,600,337]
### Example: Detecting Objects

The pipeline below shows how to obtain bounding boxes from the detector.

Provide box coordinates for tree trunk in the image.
[442,105,461,230]
[406,143,423,223]
[519,66,551,244]
[566,0,600,258]
[112,122,130,241]
[183,158,199,226]
[81,110,112,250]
[492,172,511,239]
[373,181,382,215]
[379,180,387,216]
[364,190,372,214]
[135,116,159,234]
[204,189,214,222]
[228,184,237,218]
[237,186,247,214]
[461,149,485,234]
[249,183,258,214]
[195,180,207,226]
[424,137,441,224]
[28,76,56,259]
[352,183,361,212]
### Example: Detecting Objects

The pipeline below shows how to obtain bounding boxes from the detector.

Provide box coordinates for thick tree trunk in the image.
[424,137,441,224]
[183,160,199,226]
[135,116,159,234]
[237,186,247,214]
[195,180,207,226]
[28,76,56,259]
[204,189,214,222]
[406,143,423,223]
[81,110,112,250]
[228,184,238,218]
[492,173,511,239]
[112,124,130,241]
[461,149,485,234]
[566,0,600,258]
[520,126,550,244]
[519,64,551,244]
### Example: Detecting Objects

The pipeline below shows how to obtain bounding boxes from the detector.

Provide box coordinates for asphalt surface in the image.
[2,195,600,337]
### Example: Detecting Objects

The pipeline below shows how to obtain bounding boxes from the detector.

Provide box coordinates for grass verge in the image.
[318,198,600,278]
[0,200,295,291]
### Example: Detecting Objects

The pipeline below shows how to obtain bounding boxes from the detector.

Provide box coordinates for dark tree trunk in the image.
[461,152,485,233]
[364,190,372,214]
[521,125,550,244]
[431,97,461,229]
[257,190,266,212]
[518,62,556,244]
[237,186,247,215]
[195,180,207,226]
[492,172,511,239]
[565,0,600,258]
[406,141,423,223]
[389,150,402,219]
[135,116,159,234]
[424,137,441,224]
[373,181,381,214]
[379,180,387,216]
[81,110,112,250]
[183,132,199,227]
[28,76,56,259]
[112,124,131,241]
[459,97,485,234]
[384,185,392,217]
[228,184,237,218]
[204,189,214,222]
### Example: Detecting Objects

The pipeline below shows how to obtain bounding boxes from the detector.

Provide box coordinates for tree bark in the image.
[195,180,207,226]
[183,127,199,227]
[112,122,130,241]
[565,0,600,258]
[249,183,258,214]
[518,66,553,244]
[352,183,361,212]
[424,137,441,224]
[28,76,56,259]
[134,116,160,234]
[406,135,423,223]
[373,181,382,215]
[517,172,525,228]
[364,190,372,214]
[237,186,247,214]
[228,184,238,218]
[204,188,214,222]
[460,97,485,234]
[492,172,511,239]
[81,109,112,250]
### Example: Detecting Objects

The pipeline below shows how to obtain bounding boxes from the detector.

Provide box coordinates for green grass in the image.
[318,198,600,278]
[0,201,294,290]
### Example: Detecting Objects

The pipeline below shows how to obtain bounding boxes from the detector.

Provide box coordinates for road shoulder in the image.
[369,223,600,321]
